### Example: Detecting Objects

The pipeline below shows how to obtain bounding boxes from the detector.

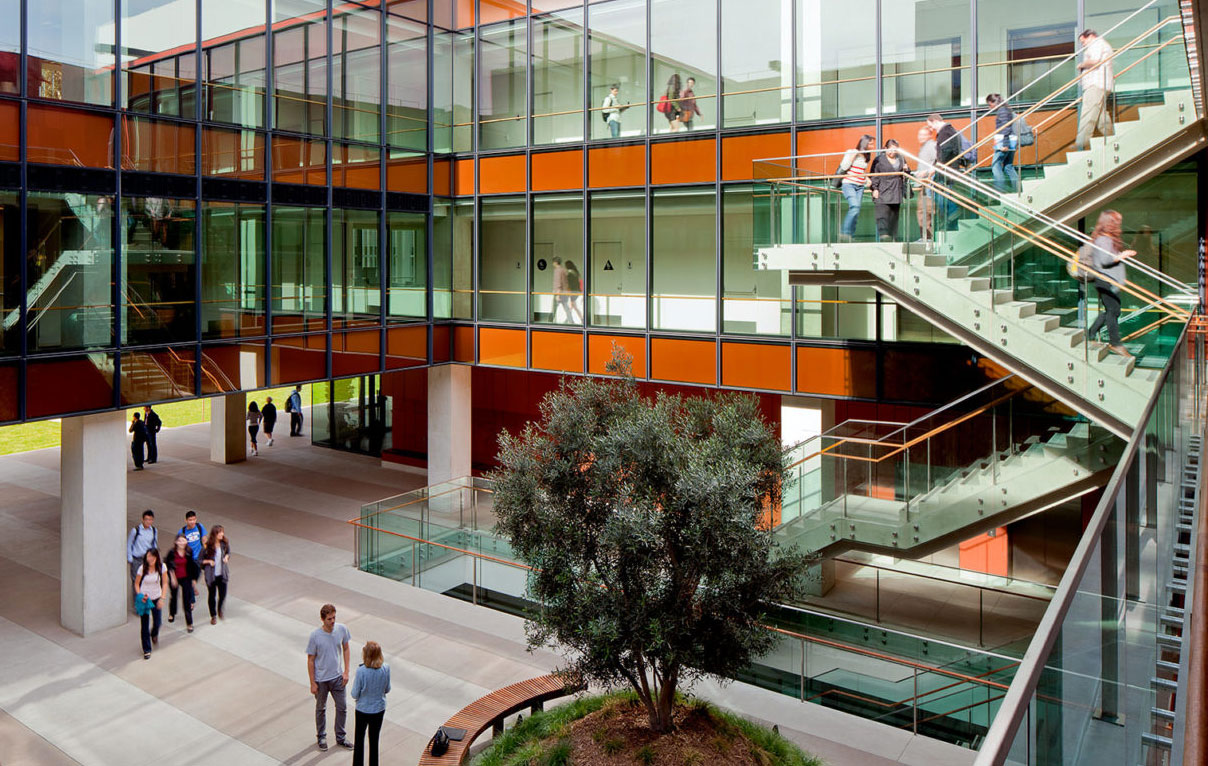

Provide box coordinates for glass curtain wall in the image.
[977,0,1077,103]
[201,201,265,339]
[479,21,528,149]
[0,0,18,95]
[478,196,526,322]
[652,187,715,332]
[274,0,329,136]
[721,0,792,127]
[121,196,197,346]
[387,10,429,151]
[0,192,16,354]
[1086,0,1189,96]
[387,211,427,320]
[796,0,876,120]
[203,0,267,128]
[650,0,717,133]
[434,30,474,153]
[333,3,382,144]
[722,185,787,335]
[531,194,584,325]
[588,0,647,140]
[533,9,585,145]
[121,0,198,117]
[27,0,115,105]
[333,208,381,328]
[588,190,645,328]
[271,205,327,333]
[882,0,971,114]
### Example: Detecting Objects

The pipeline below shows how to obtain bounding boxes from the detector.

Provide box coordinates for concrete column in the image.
[428,364,472,485]
[60,411,128,636]
[210,392,247,465]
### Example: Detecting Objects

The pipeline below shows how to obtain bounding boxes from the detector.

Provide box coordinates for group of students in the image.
[246,386,305,455]
[127,509,232,659]
[600,73,702,138]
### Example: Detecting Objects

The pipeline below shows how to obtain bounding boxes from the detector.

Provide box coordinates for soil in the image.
[562,698,773,766]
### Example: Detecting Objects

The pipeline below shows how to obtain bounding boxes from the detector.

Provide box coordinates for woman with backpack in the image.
[986,94,1019,193]
[1085,210,1136,358]
[165,533,201,633]
[202,525,231,625]
[836,135,875,242]
[134,548,168,659]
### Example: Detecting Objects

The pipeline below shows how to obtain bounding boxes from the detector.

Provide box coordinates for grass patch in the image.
[690,701,822,766]
[473,692,628,766]
[633,744,657,766]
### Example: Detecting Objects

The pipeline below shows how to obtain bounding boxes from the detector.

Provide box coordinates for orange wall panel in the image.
[795,347,876,398]
[959,529,1009,576]
[588,144,645,188]
[721,132,791,182]
[531,149,584,191]
[0,100,18,162]
[651,139,716,185]
[433,158,452,196]
[479,0,526,24]
[455,158,474,195]
[479,327,526,367]
[453,325,475,362]
[722,342,790,391]
[387,155,428,194]
[651,338,716,385]
[27,104,112,167]
[478,154,526,195]
[588,334,647,378]
[531,330,584,373]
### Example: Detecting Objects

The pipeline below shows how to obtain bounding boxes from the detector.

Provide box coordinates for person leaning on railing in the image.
[836,135,874,242]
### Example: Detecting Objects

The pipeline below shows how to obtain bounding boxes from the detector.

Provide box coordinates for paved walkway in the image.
[0,416,973,766]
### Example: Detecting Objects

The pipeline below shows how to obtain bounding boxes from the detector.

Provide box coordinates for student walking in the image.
[134,548,167,659]
[869,139,910,242]
[127,510,159,587]
[201,525,231,625]
[1076,29,1115,150]
[351,641,391,766]
[164,534,200,632]
[307,603,353,752]
[550,256,570,322]
[601,84,627,138]
[914,127,937,243]
[1085,209,1135,358]
[927,113,962,231]
[836,135,874,242]
[986,94,1019,193]
[247,401,262,456]
[143,405,162,464]
[261,396,277,446]
[178,510,206,562]
[564,260,584,323]
[129,411,147,470]
[678,77,702,130]
[287,385,304,436]
[658,73,683,132]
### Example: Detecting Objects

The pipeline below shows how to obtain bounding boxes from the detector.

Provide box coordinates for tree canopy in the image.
[491,352,811,731]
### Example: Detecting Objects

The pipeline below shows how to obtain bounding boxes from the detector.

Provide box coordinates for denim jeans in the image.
[992,149,1018,192]
[316,676,348,743]
[140,606,161,653]
[608,119,620,138]
[840,182,864,237]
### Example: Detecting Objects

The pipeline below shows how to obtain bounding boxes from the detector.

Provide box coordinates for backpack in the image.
[958,136,977,169]
[1067,242,1095,278]
[132,525,158,550]
[601,111,609,124]
[284,396,294,413]
[430,728,449,757]
[1017,114,1035,147]
[656,94,671,115]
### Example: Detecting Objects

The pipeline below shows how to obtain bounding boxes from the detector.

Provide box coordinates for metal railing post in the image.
[800,638,806,701]
[912,667,919,734]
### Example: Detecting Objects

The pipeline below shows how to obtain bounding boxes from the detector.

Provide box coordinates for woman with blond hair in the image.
[1086,209,1136,358]
[350,641,391,766]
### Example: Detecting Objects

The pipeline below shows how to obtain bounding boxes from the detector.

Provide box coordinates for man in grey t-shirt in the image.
[306,603,352,751]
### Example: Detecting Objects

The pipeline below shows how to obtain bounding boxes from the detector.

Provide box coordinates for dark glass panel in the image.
[270,206,327,334]
[201,201,266,340]
[121,196,198,345]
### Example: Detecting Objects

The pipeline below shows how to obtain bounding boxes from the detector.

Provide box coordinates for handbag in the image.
[430,727,450,756]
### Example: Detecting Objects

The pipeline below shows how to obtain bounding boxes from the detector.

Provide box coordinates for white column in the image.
[210,392,247,465]
[60,410,128,636]
[428,364,472,485]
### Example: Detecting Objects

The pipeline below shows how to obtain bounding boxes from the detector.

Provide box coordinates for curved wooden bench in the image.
[418,673,583,766]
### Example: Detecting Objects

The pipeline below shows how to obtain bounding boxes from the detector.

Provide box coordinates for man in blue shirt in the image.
[126,510,158,587]
[306,603,353,751]
[178,510,206,561]
[287,385,304,437]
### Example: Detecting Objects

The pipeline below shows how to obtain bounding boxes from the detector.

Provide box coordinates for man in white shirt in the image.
[914,126,938,244]
[601,84,626,138]
[1076,29,1115,150]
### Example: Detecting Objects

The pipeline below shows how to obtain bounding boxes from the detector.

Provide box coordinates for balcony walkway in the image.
[0,416,972,766]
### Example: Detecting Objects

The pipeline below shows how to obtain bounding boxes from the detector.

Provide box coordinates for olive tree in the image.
[491,352,810,732]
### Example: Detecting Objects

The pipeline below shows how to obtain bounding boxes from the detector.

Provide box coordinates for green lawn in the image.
[0,386,314,456]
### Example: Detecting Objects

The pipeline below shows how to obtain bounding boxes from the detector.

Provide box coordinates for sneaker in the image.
[336,740,353,750]
[143,652,150,660]
[317,740,328,752]
[133,466,144,471]
[268,438,274,446]
[252,448,258,456]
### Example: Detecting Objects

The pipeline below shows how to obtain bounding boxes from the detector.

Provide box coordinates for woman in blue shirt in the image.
[351,641,391,766]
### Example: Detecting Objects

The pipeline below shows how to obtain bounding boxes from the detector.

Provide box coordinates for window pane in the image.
[651,0,716,133]
[533,10,585,145]
[123,116,197,175]
[479,21,528,150]
[334,4,381,143]
[202,127,266,179]
[589,0,646,140]
[122,196,197,345]
[271,205,327,333]
[388,211,426,321]
[723,185,787,335]
[977,0,1076,104]
[274,0,329,135]
[589,190,645,329]
[0,0,20,94]
[652,188,715,332]
[532,194,584,325]
[0,192,19,355]
[122,0,197,117]
[881,0,971,115]
[433,198,474,318]
[387,12,428,151]
[434,30,474,153]
[798,286,880,341]
[202,0,267,128]
[28,0,115,105]
[1086,0,1189,96]
[333,208,381,328]
[202,201,265,340]
[797,0,876,120]
[721,0,791,127]
[478,196,526,322]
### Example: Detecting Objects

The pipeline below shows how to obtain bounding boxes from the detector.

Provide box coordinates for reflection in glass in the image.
[333,208,381,328]
[881,1,971,114]
[27,0,115,105]
[588,190,645,328]
[977,0,1076,103]
[650,0,716,133]
[479,21,528,150]
[202,0,267,128]
[25,193,113,352]
[387,13,428,151]
[532,195,584,325]
[652,187,715,332]
[387,211,427,321]
[478,196,526,322]
[721,0,791,127]
[589,0,646,139]
[0,0,20,95]
[121,347,196,404]
[433,30,474,153]
[723,186,787,335]
[271,206,327,333]
[121,197,197,346]
[0,192,18,354]
[274,0,329,135]
[202,127,265,179]
[201,202,265,340]
[433,198,474,319]
[796,0,876,120]
[123,116,197,175]
[122,0,198,117]
[334,4,381,143]
[533,10,585,145]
